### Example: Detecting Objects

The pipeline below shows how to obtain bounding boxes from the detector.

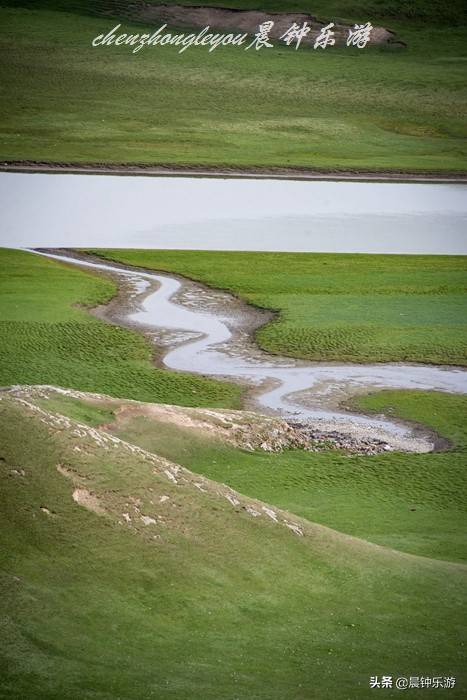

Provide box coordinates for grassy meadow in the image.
[1,1,467,696]
[0,1,466,172]
[1,390,467,699]
[0,249,466,698]
[1,247,466,563]
[90,249,467,365]
[0,248,242,407]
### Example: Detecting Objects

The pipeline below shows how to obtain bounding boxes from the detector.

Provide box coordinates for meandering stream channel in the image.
[33,249,467,453]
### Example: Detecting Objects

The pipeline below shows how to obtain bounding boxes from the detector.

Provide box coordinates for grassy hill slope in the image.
[1,388,466,699]
[61,386,465,564]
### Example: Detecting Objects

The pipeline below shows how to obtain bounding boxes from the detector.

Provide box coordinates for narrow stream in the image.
[32,249,467,452]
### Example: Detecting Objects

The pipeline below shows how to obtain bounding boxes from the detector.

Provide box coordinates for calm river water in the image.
[1,173,466,253]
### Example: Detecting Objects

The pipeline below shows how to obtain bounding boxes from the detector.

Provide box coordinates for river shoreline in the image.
[3,161,467,183]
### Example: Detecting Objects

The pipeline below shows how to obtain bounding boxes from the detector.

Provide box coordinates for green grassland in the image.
[1,248,467,696]
[0,248,242,407]
[0,1,466,171]
[99,389,467,564]
[1,391,467,699]
[90,249,467,365]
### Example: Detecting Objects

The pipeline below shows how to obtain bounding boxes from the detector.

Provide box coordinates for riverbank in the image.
[2,161,467,183]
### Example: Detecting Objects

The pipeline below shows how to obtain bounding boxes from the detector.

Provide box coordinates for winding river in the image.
[33,249,467,453]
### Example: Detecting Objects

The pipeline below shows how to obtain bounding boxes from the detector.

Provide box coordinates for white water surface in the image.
[1,173,466,253]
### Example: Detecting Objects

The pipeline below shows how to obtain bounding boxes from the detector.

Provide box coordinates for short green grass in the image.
[90,249,467,365]
[1,242,467,697]
[0,248,242,407]
[108,389,467,564]
[1,394,467,699]
[36,394,117,427]
[0,2,466,171]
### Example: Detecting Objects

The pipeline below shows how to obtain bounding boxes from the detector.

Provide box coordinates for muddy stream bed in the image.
[30,249,467,454]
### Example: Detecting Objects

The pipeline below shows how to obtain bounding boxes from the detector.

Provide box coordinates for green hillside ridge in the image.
[1,389,466,699]
[0,1,466,172]
[33,386,467,563]
[68,387,465,564]
[90,249,467,366]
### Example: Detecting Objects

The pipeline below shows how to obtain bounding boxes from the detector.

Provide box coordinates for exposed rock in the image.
[72,488,105,515]
[288,421,396,455]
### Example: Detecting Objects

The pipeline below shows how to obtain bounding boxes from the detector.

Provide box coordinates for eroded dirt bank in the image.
[130,4,399,47]
[3,162,467,183]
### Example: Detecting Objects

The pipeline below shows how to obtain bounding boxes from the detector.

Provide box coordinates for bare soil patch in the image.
[72,488,106,515]
[133,4,398,46]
